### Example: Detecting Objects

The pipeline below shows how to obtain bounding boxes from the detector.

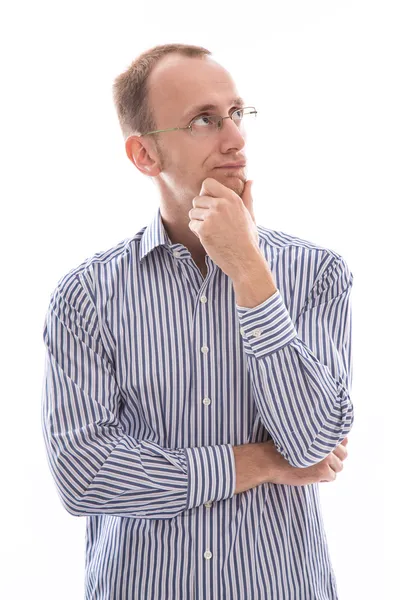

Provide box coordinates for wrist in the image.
[257,441,277,485]
[231,249,267,285]
[232,255,278,308]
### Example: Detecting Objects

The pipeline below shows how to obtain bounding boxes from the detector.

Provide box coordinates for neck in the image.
[159,199,207,264]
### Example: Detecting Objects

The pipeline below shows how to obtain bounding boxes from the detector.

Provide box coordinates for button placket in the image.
[198,277,214,539]
[200,296,208,354]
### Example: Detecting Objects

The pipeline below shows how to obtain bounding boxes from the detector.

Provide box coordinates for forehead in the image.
[147,54,241,120]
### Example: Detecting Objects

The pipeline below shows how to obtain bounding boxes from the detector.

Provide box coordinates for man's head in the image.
[113,44,249,207]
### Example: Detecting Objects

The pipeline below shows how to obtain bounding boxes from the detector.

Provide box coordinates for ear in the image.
[125,136,161,177]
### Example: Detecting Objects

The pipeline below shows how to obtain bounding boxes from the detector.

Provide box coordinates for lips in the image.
[215,164,246,168]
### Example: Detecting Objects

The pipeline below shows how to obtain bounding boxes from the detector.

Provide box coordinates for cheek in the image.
[177,151,204,176]
[166,139,212,180]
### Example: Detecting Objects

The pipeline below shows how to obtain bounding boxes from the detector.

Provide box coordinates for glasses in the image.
[139,106,257,138]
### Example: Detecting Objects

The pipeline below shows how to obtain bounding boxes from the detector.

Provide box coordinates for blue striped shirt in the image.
[41,205,354,599]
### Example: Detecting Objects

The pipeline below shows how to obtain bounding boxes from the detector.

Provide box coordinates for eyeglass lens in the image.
[191,107,257,136]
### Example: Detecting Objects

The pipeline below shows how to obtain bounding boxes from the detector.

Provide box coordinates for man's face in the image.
[146,54,248,201]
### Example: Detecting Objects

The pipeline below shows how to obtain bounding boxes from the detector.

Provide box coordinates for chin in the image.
[221,175,245,197]
[202,172,245,198]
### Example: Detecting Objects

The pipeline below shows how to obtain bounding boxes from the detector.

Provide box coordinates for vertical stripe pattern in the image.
[41,206,354,599]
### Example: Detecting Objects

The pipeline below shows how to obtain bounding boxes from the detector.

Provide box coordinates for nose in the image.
[218,117,246,153]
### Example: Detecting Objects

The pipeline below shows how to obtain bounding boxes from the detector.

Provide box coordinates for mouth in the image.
[215,166,245,170]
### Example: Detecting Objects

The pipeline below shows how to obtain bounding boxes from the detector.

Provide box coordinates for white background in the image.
[1,1,398,598]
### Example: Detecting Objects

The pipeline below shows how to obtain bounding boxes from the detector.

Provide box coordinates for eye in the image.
[232,107,244,119]
[191,114,215,127]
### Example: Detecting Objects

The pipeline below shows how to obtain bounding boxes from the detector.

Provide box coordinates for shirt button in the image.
[240,327,245,336]
[202,397,211,406]
[200,295,208,303]
[173,251,180,257]
[204,501,213,508]
[252,328,262,338]
[204,550,212,559]
[201,346,209,354]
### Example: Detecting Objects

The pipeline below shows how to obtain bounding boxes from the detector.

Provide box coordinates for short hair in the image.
[112,43,212,141]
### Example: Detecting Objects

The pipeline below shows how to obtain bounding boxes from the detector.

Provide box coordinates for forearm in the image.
[232,442,273,494]
[233,256,354,468]
[232,252,278,308]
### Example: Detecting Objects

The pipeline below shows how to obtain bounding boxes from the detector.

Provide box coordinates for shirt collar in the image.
[139,204,265,263]
[139,206,174,262]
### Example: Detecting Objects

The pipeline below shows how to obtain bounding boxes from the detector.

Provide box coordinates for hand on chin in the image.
[212,172,245,197]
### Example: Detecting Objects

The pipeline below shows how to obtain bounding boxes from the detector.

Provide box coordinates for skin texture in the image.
[125,53,250,272]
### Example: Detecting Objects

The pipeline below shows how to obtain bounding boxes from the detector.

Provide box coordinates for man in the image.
[41,43,353,600]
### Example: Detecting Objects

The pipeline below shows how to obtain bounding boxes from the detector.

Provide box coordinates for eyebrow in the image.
[182,97,246,122]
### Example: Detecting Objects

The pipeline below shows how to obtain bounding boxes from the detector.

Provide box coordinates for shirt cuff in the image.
[183,443,236,510]
[236,288,298,359]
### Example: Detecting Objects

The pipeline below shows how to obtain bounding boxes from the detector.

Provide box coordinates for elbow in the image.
[63,503,85,517]
[57,489,86,517]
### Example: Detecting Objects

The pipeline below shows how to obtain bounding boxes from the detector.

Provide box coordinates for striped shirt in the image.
[41,205,354,600]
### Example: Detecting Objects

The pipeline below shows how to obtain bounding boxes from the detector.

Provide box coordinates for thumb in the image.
[241,180,256,223]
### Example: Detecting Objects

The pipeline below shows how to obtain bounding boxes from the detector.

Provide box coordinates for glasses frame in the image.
[138,106,257,137]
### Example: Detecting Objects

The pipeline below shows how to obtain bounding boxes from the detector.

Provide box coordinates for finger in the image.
[328,452,344,473]
[193,194,215,208]
[189,208,208,221]
[188,220,201,239]
[332,444,348,461]
[320,465,337,483]
[200,177,228,198]
[327,465,337,481]
[241,180,255,222]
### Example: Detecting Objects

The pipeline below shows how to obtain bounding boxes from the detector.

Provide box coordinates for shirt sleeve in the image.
[41,270,236,520]
[236,255,354,468]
